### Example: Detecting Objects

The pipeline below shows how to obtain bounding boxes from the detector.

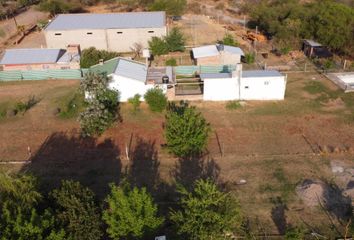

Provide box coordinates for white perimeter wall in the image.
[108,75,167,102]
[203,77,239,101]
[240,76,286,100]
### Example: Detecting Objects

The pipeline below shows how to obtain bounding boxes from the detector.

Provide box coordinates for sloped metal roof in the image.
[192,45,219,58]
[304,39,322,47]
[223,45,244,56]
[45,11,166,31]
[114,58,147,82]
[242,70,283,78]
[0,48,64,65]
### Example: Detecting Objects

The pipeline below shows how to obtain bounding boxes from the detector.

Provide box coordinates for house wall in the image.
[196,55,221,66]
[2,62,80,71]
[108,75,168,102]
[45,27,167,52]
[203,77,239,101]
[221,51,241,65]
[240,76,286,100]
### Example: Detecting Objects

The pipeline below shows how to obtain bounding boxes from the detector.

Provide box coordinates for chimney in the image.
[66,44,80,55]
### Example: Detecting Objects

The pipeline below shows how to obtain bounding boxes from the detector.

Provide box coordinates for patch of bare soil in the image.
[322,98,346,112]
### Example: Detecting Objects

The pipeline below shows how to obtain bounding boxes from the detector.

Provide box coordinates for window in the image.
[87,32,93,35]
[264,81,270,85]
[117,31,123,34]
[245,86,249,89]
[54,33,62,36]
[148,30,154,33]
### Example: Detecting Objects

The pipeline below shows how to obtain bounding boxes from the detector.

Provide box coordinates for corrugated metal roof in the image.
[223,45,244,55]
[192,45,219,58]
[200,73,232,79]
[242,70,283,78]
[89,58,119,75]
[45,12,166,31]
[0,48,64,65]
[304,39,322,47]
[114,58,147,82]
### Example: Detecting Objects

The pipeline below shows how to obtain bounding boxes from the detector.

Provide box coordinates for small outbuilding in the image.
[192,44,244,66]
[303,39,332,58]
[202,65,287,101]
[0,45,80,71]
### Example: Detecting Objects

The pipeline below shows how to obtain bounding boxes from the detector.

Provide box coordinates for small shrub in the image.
[80,47,120,68]
[128,94,141,113]
[221,33,239,47]
[226,101,241,110]
[144,88,167,112]
[148,37,168,56]
[14,95,39,115]
[280,46,291,55]
[244,53,255,64]
[323,59,334,70]
[165,58,177,66]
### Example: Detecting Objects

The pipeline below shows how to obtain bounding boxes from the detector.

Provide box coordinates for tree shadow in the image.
[171,155,220,191]
[126,137,160,194]
[270,196,288,235]
[21,132,122,199]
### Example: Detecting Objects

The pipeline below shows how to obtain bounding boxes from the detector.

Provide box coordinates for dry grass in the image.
[0,72,353,235]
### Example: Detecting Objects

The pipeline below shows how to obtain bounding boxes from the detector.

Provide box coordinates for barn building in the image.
[44,11,167,52]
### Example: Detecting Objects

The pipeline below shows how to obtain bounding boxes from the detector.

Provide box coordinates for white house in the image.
[192,44,244,66]
[89,57,173,102]
[201,65,287,101]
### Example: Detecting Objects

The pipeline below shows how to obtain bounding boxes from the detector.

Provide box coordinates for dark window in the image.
[245,86,249,89]
[264,81,269,85]
[117,31,123,34]
[87,32,93,35]
[54,33,62,36]
[148,30,154,33]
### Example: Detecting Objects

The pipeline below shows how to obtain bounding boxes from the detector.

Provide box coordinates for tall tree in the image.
[165,27,185,52]
[51,180,103,240]
[164,102,210,157]
[103,183,164,240]
[0,174,65,240]
[170,179,243,240]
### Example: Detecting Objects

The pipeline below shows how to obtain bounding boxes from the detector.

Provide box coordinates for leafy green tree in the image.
[0,174,65,240]
[149,0,186,16]
[165,58,177,66]
[79,72,120,136]
[170,179,242,240]
[51,180,103,240]
[144,88,167,112]
[244,53,255,64]
[148,37,169,56]
[80,47,120,68]
[128,94,141,113]
[164,102,210,157]
[221,33,238,47]
[103,183,164,240]
[165,27,185,52]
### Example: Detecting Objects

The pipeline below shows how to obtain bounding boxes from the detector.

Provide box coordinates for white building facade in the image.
[45,12,167,52]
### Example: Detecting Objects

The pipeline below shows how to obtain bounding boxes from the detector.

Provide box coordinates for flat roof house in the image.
[192,44,244,66]
[44,12,167,53]
[0,45,80,71]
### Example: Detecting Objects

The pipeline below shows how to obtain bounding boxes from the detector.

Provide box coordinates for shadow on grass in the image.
[171,155,220,191]
[271,196,288,235]
[22,132,122,199]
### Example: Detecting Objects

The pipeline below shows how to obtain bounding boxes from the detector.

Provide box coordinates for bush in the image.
[128,94,141,113]
[39,0,83,15]
[244,53,255,64]
[14,95,40,115]
[164,102,210,157]
[80,47,120,68]
[226,101,241,110]
[165,58,177,66]
[148,37,169,56]
[148,0,187,16]
[79,72,120,137]
[280,46,291,55]
[221,33,239,47]
[144,88,167,112]
[165,27,185,52]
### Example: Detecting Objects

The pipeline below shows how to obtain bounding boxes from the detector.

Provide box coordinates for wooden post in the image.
[343,60,347,70]
[304,63,307,72]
